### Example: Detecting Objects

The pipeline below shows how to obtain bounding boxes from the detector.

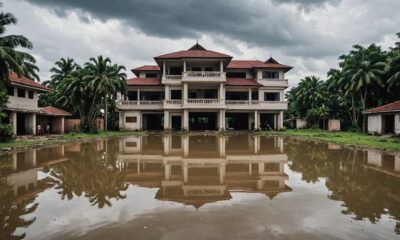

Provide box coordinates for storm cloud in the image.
[3,0,400,86]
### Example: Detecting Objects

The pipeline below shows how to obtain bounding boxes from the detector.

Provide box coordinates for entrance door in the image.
[142,114,163,130]
[171,116,182,131]
[383,115,395,134]
[17,113,26,135]
[189,112,217,131]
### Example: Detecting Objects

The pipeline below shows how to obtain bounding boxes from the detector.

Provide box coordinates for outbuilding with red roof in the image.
[363,101,400,135]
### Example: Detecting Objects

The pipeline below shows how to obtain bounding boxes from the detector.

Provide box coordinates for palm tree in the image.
[84,56,126,131]
[0,8,38,83]
[339,44,387,131]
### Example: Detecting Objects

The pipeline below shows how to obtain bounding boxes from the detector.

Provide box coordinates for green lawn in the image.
[0,131,142,151]
[261,129,400,152]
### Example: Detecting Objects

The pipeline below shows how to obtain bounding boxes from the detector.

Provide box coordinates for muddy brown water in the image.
[1,134,400,240]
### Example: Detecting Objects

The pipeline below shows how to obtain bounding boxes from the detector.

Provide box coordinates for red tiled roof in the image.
[227,60,292,72]
[155,50,232,59]
[132,65,161,76]
[364,101,400,114]
[39,106,72,116]
[226,78,262,86]
[126,77,161,86]
[9,72,50,92]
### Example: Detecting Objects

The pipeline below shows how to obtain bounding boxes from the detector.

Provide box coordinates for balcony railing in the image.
[225,100,259,105]
[186,99,222,104]
[164,100,182,105]
[182,71,226,82]
[120,100,163,105]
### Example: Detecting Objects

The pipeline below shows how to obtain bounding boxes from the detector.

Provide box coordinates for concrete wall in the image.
[65,118,104,132]
[328,119,341,132]
[296,119,307,129]
[395,114,400,135]
[120,111,141,130]
[7,86,39,110]
[367,115,382,135]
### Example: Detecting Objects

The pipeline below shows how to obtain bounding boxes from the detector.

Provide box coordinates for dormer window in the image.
[145,73,157,78]
[262,71,279,79]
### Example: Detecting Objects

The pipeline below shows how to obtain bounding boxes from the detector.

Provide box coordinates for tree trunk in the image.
[105,95,108,132]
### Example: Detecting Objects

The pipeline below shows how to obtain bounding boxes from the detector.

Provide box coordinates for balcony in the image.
[117,100,163,110]
[258,79,289,88]
[183,98,226,109]
[161,75,182,85]
[226,100,287,110]
[182,71,226,83]
[163,99,183,109]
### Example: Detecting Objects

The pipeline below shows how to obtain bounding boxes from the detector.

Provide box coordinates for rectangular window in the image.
[226,72,246,78]
[7,87,14,96]
[126,117,137,123]
[28,91,34,99]
[127,91,138,100]
[17,88,25,98]
[171,90,182,99]
[204,67,213,71]
[264,92,280,101]
[145,73,157,78]
[262,71,279,79]
[169,66,183,75]
[125,142,137,147]
[252,91,258,101]
[191,67,201,71]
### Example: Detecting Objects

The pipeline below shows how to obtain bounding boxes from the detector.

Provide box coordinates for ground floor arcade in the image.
[119,110,283,131]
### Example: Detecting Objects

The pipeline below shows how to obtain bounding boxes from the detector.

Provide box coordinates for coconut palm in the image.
[0,9,38,82]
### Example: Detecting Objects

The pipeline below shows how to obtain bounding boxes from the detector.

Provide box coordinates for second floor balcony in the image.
[161,71,226,84]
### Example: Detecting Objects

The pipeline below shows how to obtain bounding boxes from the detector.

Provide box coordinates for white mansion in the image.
[118,43,292,131]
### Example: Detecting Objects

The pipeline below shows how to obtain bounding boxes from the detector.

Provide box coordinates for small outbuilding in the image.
[284,118,307,129]
[363,101,400,135]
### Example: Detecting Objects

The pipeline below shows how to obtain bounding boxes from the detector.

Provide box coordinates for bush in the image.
[0,124,14,142]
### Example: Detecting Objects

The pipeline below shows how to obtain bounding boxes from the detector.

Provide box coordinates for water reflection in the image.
[117,135,290,208]
[0,134,400,239]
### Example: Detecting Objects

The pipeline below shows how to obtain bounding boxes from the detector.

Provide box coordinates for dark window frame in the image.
[28,91,34,99]
[126,117,137,123]
[7,87,14,96]
[145,73,158,78]
[262,71,279,79]
[17,88,25,98]
[264,92,280,101]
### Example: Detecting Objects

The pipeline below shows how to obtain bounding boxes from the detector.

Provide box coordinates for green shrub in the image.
[0,124,14,142]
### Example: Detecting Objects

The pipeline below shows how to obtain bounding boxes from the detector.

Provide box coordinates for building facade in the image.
[3,72,72,135]
[118,43,292,131]
[364,101,400,135]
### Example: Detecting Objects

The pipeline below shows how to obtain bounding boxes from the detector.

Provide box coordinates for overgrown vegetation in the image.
[265,129,400,151]
[39,57,127,132]
[286,33,400,131]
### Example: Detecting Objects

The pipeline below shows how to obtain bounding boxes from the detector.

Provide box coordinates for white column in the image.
[164,135,170,155]
[163,61,166,75]
[395,155,400,171]
[61,117,65,134]
[219,110,225,131]
[10,112,17,135]
[219,164,225,184]
[164,110,170,130]
[220,60,223,72]
[278,111,283,130]
[274,113,278,130]
[249,88,252,101]
[219,83,224,101]
[183,163,188,183]
[164,164,171,180]
[219,136,226,157]
[183,136,189,157]
[183,83,188,103]
[254,111,259,130]
[32,113,36,135]
[165,85,170,100]
[183,60,187,72]
[137,88,140,104]
[183,109,189,131]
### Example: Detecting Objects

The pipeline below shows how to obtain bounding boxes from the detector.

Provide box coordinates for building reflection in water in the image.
[117,134,291,208]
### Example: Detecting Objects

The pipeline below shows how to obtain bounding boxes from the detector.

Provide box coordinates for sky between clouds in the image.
[3,0,400,87]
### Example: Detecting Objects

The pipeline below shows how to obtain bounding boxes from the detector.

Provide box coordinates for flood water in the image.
[1,134,400,240]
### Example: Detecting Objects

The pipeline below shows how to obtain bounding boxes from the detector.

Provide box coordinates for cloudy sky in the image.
[3,0,400,87]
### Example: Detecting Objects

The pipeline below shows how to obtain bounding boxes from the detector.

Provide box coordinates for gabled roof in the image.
[126,77,161,86]
[226,78,262,86]
[132,65,160,76]
[154,43,232,60]
[227,59,292,72]
[39,106,72,116]
[9,72,50,92]
[364,101,400,114]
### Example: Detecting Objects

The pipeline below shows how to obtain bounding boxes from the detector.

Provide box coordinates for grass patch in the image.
[0,131,142,151]
[261,129,400,152]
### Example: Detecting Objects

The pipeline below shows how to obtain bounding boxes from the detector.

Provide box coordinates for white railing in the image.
[164,100,182,105]
[225,100,259,105]
[183,71,224,78]
[163,75,182,80]
[186,99,222,104]
[120,100,163,105]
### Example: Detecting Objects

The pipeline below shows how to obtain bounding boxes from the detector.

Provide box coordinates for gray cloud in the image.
[22,0,327,53]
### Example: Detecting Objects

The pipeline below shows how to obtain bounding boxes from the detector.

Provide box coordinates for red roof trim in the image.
[227,60,292,72]
[154,50,232,59]
[226,78,262,86]
[126,77,162,86]
[39,106,72,116]
[364,101,400,114]
[131,65,161,76]
[9,72,50,92]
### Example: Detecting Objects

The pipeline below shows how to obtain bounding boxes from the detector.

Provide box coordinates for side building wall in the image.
[367,114,382,135]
